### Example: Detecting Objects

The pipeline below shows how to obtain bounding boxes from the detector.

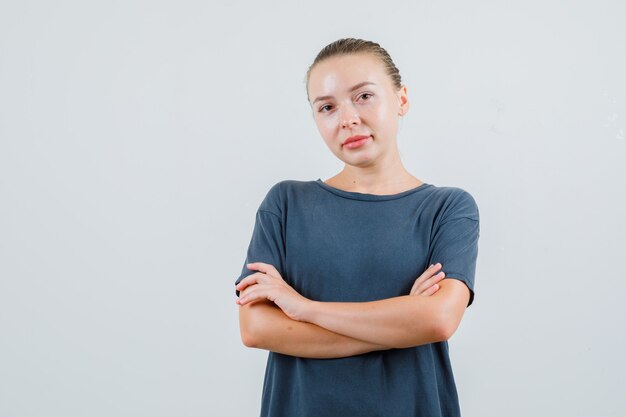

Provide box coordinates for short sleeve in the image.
[428,190,480,306]
[234,186,286,297]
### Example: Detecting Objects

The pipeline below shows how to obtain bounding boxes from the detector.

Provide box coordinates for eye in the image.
[359,93,373,101]
[319,104,332,113]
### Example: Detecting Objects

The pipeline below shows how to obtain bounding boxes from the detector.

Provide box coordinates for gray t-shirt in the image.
[235,179,480,417]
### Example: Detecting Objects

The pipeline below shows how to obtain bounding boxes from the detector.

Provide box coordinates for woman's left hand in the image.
[235,262,312,322]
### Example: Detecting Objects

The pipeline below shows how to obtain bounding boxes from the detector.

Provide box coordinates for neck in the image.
[328,148,422,194]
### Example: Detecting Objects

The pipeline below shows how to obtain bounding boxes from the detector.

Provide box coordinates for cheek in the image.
[318,116,338,136]
[374,101,393,122]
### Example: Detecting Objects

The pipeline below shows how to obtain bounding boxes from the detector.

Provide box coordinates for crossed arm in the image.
[239,301,390,358]
[236,262,470,359]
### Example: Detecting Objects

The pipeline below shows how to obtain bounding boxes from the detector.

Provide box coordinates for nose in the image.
[339,104,361,128]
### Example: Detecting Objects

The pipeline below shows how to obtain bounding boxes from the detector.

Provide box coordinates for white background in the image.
[1,1,625,416]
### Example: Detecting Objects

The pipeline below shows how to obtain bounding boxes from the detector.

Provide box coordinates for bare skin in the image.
[237,263,469,351]
[237,264,449,358]
[307,52,418,194]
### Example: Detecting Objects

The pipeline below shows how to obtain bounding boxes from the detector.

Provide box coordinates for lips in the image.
[343,135,371,145]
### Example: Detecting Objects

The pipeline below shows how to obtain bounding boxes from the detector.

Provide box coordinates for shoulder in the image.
[258,179,317,216]
[263,179,316,201]
[428,185,480,222]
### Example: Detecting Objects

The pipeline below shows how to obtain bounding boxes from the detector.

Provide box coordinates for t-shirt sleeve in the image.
[428,189,480,306]
[234,185,286,297]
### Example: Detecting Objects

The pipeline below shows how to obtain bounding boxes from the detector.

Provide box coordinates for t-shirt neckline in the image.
[314,178,431,201]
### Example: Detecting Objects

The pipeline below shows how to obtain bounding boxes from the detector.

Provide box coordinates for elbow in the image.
[240,329,257,348]
[432,320,456,342]
[432,308,462,342]
[239,310,258,348]
[395,309,458,348]
[238,303,268,348]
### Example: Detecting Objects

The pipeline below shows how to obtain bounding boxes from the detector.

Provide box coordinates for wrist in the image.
[300,299,321,323]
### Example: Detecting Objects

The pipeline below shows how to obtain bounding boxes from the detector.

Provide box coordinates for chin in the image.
[341,154,378,168]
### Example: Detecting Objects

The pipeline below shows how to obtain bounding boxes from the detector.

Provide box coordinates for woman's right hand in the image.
[409,263,446,296]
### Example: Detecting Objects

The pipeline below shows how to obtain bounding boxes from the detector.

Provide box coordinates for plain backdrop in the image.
[1,1,625,416]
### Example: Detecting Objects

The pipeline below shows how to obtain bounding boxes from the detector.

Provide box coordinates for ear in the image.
[397,85,409,116]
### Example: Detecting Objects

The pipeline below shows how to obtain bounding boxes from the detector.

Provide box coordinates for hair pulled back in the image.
[305,38,403,102]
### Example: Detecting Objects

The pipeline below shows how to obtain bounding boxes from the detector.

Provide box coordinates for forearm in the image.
[239,300,390,359]
[303,287,462,349]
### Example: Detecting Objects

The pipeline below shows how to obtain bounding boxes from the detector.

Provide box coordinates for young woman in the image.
[234,38,480,417]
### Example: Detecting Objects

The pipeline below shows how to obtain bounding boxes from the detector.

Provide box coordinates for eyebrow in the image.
[312,81,377,104]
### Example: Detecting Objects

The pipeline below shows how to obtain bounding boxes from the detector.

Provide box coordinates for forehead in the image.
[308,53,389,97]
